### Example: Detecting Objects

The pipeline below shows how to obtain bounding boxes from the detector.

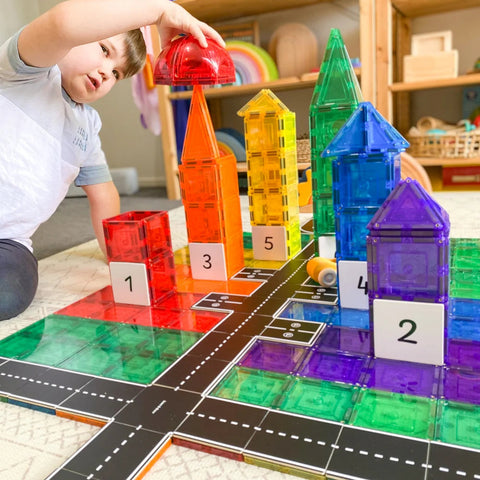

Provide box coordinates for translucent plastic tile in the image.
[363,358,440,397]
[332,153,399,209]
[211,366,290,407]
[367,235,449,303]
[279,377,357,422]
[367,178,450,237]
[103,211,172,263]
[449,297,480,320]
[448,317,480,342]
[309,28,363,236]
[336,207,378,261]
[299,350,369,385]
[312,194,335,238]
[450,238,480,269]
[435,399,480,450]
[248,185,299,226]
[154,34,235,86]
[450,268,480,300]
[446,339,480,370]
[315,326,372,356]
[323,102,408,156]
[277,300,334,323]
[238,340,308,375]
[329,307,370,329]
[350,389,437,439]
[441,367,480,405]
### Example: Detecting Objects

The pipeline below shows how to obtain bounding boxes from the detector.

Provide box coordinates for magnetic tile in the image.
[155,354,230,393]
[299,350,370,385]
[211,366,291,408]
[279,377,357,422]
[58,421,170,480]
[234,294,288,316]
[260,318,325,346]
[426,442,480,480]
[115,385,201,434]
[238,339,309,375]
[330,307,370,329]
[60,377,144,420]
[327,425,429,480]
[176,396,268,450]
[245,410,341,474]
[435,399,480,450]
[349,389,437,440]
[315,326,372,356]
[441,367,480,405]
[446,338,480,370]
[364,358,440,397]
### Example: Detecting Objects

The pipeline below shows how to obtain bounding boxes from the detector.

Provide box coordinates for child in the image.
[0,0,225,320]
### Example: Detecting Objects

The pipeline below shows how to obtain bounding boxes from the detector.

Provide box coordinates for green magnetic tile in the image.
[279,377,357,422]
[349,388,437,440]
[152,329,202,357]
[211,366,291,408]
[107,354,176,383]
[450,238,480,269]
[436,400,480,450]
[58,345,125,378]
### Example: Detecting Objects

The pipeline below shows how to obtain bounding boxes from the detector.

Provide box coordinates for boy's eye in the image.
[101,44,108,55]
[113,70,120,80]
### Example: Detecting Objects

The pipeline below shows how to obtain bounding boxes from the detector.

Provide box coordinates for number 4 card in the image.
[373,298,445,366]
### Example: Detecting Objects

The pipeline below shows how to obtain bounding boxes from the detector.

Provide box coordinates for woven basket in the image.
[296,138,311,163]
[407,129,480,158]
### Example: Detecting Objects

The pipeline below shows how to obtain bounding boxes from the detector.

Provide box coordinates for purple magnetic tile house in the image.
[366,177,450,305]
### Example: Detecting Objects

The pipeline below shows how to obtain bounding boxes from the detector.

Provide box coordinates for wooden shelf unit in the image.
[157,0,369,199]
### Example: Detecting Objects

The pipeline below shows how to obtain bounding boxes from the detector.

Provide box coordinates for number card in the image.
[338,260,369,310]
[318,235,336,259]
[189,243,228,281]
[109,261,150,306]
[373,299,445,366]
[251,225,288,261]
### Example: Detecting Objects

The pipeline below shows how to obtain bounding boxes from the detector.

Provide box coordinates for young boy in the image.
[0,0,225,320]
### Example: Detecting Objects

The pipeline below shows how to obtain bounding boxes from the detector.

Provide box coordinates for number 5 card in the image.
[373,298,445,366]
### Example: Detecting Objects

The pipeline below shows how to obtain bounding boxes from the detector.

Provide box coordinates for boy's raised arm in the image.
[18,0,224,69]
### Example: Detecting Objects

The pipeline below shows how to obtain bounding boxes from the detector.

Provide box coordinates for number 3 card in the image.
[373,298,445,366]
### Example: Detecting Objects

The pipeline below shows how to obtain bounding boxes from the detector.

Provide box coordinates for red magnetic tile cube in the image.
[148,252,177,305]
[103,211,172,263]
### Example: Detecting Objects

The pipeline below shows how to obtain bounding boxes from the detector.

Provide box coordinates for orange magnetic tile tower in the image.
[179,85,244,280]
[238,89,301,261]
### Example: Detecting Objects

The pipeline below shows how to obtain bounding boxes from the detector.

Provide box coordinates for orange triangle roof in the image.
[181,85,220,162]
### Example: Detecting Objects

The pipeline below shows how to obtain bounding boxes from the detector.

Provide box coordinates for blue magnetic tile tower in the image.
[323,102,407,261]
[366,178,450,305]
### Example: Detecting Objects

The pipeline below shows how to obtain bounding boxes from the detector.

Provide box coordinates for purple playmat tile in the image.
[364,358,440,397]
[315,326,372,356]
[442,367,480,405]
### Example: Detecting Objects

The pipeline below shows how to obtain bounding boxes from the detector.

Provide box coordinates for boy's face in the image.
[58,34,127,104]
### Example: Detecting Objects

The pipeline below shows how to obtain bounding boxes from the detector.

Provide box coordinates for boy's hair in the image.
[122,29,147,78]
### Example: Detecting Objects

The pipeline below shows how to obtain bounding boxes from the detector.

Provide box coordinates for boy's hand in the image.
[157,2,225,49]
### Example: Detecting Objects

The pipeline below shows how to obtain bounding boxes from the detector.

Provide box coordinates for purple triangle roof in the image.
[367,178,450,235]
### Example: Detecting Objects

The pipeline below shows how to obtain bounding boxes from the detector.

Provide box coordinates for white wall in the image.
[1,0,166,187]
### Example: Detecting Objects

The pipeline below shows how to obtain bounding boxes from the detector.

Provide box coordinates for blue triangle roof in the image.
[367,178,450,235]
[322,102,409,157]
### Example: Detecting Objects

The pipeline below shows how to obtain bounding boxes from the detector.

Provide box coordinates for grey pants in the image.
[0,239,38,320]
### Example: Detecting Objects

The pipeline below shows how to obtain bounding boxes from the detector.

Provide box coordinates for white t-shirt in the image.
[0,30,112,251]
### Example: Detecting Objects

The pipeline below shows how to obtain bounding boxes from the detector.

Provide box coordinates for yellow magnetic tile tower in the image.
[238,89,301,260]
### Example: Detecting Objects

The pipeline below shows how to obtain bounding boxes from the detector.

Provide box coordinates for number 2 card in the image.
[373,298,445,366]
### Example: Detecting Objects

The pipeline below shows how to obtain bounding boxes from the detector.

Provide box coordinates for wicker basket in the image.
[407,129,480,158]
[296,138,311,163]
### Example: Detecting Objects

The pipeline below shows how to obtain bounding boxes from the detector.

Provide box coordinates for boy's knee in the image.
[0,241,38,320]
